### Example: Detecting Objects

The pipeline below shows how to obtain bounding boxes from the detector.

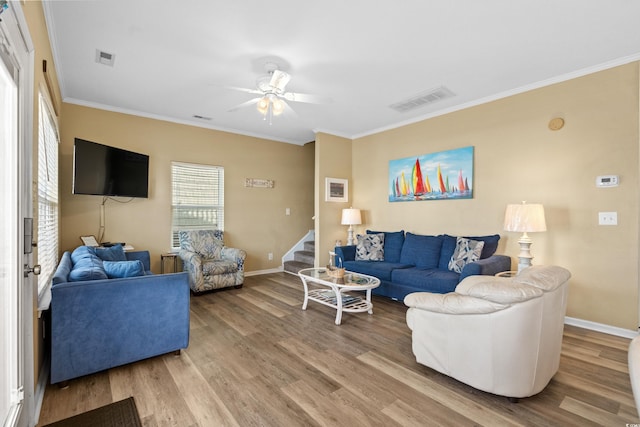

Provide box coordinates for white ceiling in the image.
[43,0,640,145]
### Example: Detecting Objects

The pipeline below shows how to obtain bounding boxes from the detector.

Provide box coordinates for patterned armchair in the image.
[178,230,246,294]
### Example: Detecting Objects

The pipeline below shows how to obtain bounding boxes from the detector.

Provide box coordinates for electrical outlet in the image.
[285,208,290,216]
[598,212,617,225]
[268,252,273,260]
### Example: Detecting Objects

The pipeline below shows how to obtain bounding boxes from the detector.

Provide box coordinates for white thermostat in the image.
[596,175,619,187]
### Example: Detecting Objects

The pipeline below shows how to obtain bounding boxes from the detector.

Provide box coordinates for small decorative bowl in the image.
[326,265,345,278]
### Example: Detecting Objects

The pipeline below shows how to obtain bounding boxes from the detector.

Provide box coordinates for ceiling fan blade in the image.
[227,97,261,112]
[282,92,330,104]
[282,100,298,118]
[226,86,263,95]
[270,70,291,92]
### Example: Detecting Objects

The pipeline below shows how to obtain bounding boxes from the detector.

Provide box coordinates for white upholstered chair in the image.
[628,335,640,416]
[404,265,571,399]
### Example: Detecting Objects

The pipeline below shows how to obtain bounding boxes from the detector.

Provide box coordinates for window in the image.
[37,92,59,296]
[171,162,224,250]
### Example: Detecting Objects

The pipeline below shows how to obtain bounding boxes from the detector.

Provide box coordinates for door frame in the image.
[0,2,35,427]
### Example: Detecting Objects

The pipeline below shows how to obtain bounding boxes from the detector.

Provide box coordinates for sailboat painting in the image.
[389,146,474,202]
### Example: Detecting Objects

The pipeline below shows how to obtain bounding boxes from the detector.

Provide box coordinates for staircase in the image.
[283,240,315,274]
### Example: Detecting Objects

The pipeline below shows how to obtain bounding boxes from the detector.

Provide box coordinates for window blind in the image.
[171,162,224,249]
[37,92,59,295]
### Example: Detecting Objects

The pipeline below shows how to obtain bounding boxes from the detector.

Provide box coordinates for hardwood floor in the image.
[38,272,640,426]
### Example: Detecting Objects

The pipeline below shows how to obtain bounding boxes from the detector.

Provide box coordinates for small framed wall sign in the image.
[325,177,348,202]
[245,178,274,188]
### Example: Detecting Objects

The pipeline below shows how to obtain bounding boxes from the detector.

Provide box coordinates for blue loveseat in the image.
[335,231,511,301]
[50,245,190,384]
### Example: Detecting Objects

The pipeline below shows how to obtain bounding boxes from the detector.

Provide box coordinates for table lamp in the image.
[503,202,547,272]
[341,208,362,246]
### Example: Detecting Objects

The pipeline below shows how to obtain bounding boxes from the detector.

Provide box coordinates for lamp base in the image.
[347,225,355,246]
[516,232,534,272]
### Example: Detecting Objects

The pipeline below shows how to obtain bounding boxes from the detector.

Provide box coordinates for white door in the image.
[0,3,35,427]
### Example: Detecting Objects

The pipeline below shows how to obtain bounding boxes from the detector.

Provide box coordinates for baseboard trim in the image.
[245,267,283,277]
[565,316,638,339]
[34,355,49,425]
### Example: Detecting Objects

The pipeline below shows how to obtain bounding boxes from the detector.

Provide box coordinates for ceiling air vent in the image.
[95,49,115,66]
[193,115,212,121]
[389,86,455,113]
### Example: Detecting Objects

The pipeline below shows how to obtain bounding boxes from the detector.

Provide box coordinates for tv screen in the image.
[73,138,149,198]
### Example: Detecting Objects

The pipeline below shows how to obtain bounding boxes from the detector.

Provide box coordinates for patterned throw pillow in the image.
[448,237,485,273]
[355,233,385,261]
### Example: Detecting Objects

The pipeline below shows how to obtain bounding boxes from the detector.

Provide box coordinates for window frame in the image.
[36,89,59,298]
[170,161,224,251]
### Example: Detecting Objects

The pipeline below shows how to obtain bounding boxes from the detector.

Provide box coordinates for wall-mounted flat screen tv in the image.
[72,138,149,198]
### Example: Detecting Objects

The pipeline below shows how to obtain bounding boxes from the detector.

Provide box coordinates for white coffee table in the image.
[297,268,381,325]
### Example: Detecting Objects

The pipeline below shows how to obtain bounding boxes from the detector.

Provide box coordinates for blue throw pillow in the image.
[68,256,108,281]
[438,235,458,270]
[400,233,443,269]
[103,260,145,278]
[92,244,127,262]
[70,245,96,264]
[367,230,405,263]
[438,234,501,269]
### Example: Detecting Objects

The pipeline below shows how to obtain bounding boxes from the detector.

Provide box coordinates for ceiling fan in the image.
[227,63,324,124]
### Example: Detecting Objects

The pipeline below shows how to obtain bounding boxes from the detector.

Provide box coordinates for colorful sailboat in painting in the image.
[412,159,426,197]
[437,164,447,194]
[458,169,466,192]
[399,172,410,196]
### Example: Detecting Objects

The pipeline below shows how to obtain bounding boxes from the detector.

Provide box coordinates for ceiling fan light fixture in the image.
[272,97,285,116]
[257,96,270,115]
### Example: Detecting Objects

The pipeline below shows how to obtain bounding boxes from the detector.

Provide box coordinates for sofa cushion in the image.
[68,256,108,281]
[512,265,572,292]
[343,260,412,282]
[391,267,459,294]
[103,260,146,279]
[202,260,238,275]
[70,245,97,264]
[456,275,544,304]
[355,233,384,261]
[92,244,127,262]
[400,233,442,269]
[367,230,404,263]
[404,292,509,315]
[438,234,500,269]
[448,237,485,273]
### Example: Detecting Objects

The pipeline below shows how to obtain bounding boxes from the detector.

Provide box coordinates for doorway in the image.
[0,3,35,427]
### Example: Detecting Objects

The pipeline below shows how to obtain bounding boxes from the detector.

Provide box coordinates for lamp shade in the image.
[504,203,547,233]
[341,208,362,225]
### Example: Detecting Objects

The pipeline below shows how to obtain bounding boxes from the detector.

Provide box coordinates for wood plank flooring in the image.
[37,272,640,426]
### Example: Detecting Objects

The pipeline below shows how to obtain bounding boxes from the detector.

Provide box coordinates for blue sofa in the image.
[50,245,190,384]
[335,231,511,301]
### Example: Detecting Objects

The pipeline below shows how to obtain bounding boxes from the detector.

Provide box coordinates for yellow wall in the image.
[351,63,640,330]
[59,103,315,273]
[314,132,353,266]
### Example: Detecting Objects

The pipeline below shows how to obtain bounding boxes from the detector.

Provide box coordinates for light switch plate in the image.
[598,212,618,225]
